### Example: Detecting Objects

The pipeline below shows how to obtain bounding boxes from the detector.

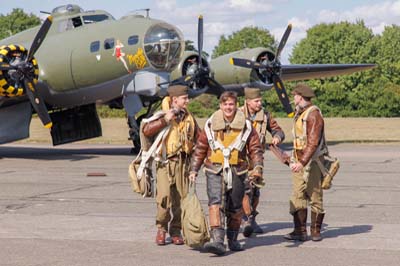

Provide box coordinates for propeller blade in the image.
[271,74,294,117]
[275,24,292,60]
[198,15,204,67]
[0,62,16,71]
[24,79,52,128]
[26,16,53,62]
[204,76,225,96]
[169,74,195,86]
[229,57,265,69]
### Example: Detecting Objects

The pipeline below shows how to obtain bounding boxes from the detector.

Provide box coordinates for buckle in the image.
[222,148,231,157]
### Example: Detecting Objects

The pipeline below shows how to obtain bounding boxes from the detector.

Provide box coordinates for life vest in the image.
[208,129,242,165]
[240,105,268,147]
[162,96,197,156]
[204,110,252,189]
[293,105,321,150]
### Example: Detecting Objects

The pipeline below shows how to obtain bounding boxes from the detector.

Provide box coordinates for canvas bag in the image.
[181,182,210,248]
[128,151,154,198]
[319,153,340,189]
[128,113,170,198]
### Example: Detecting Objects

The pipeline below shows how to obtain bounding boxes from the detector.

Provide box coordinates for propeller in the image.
[230,24,294,117]
[163,15,225,97]
[0,16,53,128]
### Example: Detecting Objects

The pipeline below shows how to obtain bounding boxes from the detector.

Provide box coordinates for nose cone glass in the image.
[144,23,184,71]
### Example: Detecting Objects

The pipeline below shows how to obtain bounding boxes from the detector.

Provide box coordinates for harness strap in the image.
[259,112,268,145]
[137,124,171,178]
[296,106,330,174]
[204,117,252,190]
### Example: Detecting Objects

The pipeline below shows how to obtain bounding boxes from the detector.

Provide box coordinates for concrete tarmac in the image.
[0,143,399,266]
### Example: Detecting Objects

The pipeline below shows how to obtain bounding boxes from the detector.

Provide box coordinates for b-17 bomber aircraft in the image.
[0,4,375,151]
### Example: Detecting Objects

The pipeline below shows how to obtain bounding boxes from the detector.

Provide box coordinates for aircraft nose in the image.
[143,23,184,71]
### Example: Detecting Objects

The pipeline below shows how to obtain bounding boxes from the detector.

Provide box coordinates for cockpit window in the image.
[57,16,83,32]
[144,23,184,71]
[71,16,83,28]
[82,14,110,24]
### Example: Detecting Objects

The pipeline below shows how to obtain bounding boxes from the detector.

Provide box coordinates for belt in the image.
[168,153,188,161]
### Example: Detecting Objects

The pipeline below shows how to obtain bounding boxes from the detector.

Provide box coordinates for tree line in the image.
[1,9,399,117]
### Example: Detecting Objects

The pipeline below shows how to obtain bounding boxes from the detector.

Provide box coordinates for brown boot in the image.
[284,209,308,241]
[155,229,166,245]
[311,211,325,241]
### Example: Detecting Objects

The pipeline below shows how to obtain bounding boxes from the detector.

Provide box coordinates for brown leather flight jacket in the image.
[142,111,201,156]
[191,119,264,174]
[294,104,324,166]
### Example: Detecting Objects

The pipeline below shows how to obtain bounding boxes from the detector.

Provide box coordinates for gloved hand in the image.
[248,166,264,188]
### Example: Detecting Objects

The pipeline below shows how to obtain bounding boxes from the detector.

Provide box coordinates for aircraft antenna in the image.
[40,11,51,14]
[132,8,150,18]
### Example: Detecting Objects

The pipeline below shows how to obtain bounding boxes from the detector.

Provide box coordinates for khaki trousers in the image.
[155,159,189,236]
[290,160,324,214]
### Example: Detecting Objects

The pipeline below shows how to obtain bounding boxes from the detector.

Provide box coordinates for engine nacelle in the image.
[170,51,209,82]
[209,47,275,85]
[0,44,39,97]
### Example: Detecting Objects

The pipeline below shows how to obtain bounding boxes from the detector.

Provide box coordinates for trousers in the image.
[155,158,189,235]
[290,160,324,214]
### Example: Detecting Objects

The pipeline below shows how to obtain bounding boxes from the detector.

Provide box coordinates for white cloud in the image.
[150,0,399,63]
[151,0,279,55]
[316,1,400,34]
[156,0,177,11]
[228,0,273,13]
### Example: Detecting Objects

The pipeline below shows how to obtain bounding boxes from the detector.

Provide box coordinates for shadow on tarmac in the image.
[0,146,131,161]
[240,222,373,249]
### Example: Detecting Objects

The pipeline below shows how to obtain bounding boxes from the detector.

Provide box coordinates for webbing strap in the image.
[137,124,171,179]
[259,112,268,145]
[204,117,252,189]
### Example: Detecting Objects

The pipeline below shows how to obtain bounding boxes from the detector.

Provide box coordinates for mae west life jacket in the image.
[161,96,197,156]
[204,110,252,189]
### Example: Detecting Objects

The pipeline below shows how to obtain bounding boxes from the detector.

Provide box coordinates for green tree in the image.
[0,8,40,39]
[289,21,400,117]
[185,39,210,58]
[212,26,277,58]
[374,25,400,85]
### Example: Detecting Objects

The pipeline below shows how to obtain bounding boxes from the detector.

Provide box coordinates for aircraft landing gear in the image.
[127,116,141,154]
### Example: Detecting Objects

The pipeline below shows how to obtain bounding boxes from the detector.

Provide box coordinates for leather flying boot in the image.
[242,194,253,237]
[227,230,244,251]
[242,216,254,237]
[203,228,226,255]
[284,209,308,241]
[311,211,325,241]
[251,197,263,234]
[250,212,263,234]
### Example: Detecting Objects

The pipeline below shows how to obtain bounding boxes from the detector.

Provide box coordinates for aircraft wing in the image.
[281,64,376,82]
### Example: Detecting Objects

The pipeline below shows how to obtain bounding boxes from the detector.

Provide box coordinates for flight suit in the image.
[285,103,326,241]
[142,97,200,244]
[191,109,264,254]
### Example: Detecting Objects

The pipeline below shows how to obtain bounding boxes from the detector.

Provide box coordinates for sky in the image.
[0,0,399,63]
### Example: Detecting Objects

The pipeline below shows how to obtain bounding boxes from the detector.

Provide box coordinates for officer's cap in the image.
[244,87,262,99]
[167,84,189,97]
[292,83,315,98]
